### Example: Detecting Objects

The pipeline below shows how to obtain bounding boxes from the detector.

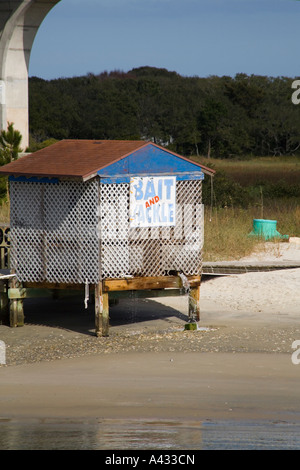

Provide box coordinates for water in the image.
[0,418,300,450]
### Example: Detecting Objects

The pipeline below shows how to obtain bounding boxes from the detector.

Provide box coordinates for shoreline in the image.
[1,351,300,424]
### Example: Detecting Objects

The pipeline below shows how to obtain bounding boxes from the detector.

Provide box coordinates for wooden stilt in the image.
[95,282,109,337]
[0,280,9,325]
[95,282,101,336]
[188,284,200,322]
[8,278,25,327]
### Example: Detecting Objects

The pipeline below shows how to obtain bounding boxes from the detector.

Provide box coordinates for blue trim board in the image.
[9,176,59,184]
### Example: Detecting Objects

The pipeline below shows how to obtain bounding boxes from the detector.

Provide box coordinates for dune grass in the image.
[197,155,300,261]
[203,199,299,261]
[198,156,300,187]
[203,206,258,261]
[0,201,9,225]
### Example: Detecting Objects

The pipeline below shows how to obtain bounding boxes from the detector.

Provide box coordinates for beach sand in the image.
[1,240,300,428]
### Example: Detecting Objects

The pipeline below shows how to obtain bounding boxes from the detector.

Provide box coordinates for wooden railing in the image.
[0,225,10,269]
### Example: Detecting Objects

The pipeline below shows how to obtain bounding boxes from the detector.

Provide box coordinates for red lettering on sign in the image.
[145,195,160,209]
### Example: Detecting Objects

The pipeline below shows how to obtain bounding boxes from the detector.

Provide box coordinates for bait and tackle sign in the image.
[130,176,176,228]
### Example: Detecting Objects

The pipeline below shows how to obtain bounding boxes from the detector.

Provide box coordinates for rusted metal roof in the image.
[0,139,215,180]
[0,140,147,180]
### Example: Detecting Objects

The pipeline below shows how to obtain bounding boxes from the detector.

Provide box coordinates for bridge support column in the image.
[0,0,61,149]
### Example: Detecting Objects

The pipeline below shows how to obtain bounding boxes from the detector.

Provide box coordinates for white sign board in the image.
[130,176,176,228]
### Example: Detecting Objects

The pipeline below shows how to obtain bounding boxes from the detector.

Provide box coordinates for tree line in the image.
[28,66,300,158]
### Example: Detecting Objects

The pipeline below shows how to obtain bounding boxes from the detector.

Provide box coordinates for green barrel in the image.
[249,219,289,240]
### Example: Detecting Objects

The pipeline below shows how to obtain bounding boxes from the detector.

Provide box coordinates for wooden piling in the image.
[8,278,25,327]
[188,284,200,322]
[95,282,109,337]
[0,280,9,325]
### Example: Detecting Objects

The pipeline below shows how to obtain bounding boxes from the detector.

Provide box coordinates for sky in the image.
[29,0,300,80]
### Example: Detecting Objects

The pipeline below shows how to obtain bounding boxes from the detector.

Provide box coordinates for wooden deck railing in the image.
[0,225,10,269]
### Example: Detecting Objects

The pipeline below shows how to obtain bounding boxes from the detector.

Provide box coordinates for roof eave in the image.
[2,172,84,181]
[149,143,216,176]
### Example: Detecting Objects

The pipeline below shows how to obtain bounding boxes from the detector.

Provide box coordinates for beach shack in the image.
[0,140,215,336]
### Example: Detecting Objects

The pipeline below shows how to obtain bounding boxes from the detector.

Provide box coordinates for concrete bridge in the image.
[0,0,61,149]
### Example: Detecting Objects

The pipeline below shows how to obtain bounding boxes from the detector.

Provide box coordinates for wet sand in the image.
[1,351,300,424]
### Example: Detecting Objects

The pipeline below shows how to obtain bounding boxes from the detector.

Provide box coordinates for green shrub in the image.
[202,170,253,208]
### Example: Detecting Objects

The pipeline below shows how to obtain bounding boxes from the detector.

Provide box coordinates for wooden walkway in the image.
[202,260,300,275]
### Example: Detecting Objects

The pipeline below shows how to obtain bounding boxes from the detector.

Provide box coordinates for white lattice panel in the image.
[10,180,99,283]
[100,179,203,278]
[99,183,130,278]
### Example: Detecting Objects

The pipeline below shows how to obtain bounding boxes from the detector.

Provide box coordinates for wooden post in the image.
[188,284,200,322]
[95,282,109,337]
[0,280,9,325]
[8,278,25,327]
[95,282,101,336]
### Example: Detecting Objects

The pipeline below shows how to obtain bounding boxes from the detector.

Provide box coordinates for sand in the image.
[200,241,300,323]
[1,352,300,424]
[0,240,300,427]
